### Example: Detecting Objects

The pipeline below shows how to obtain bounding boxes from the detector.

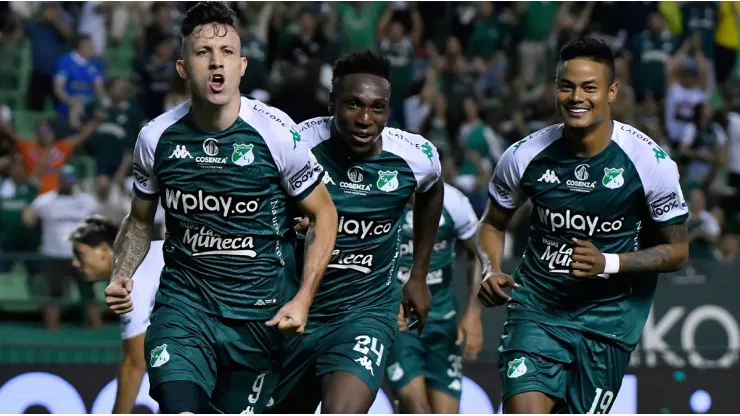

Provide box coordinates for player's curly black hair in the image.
[180,1,239,39]
[557,37,616,84]
[331,50,391,91]
[69,215,119,247]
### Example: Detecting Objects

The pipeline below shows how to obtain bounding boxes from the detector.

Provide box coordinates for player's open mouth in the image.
[566,106,590,117]
[351,132,375,143]
[210,74,225,92]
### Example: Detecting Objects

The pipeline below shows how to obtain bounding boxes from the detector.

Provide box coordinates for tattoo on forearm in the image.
[111,215,151,283]
[619,223,688,273]
[304,226,316,247]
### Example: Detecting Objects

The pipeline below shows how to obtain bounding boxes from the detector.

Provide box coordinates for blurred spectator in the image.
[378,2,423,125]
[0,160,40,275]
[664,34,711,145]
[143,3,178,57]
[629,12,677,102]
[25,4,73,111]
[428,37,475,124]
[164,75,190,112]
[637,93,668,148]
[53,34,107,136]
[334,2,386,54]
[22,164,102,331]
[687,187,721,261]
[681,2,718,65]
[713,1,740,86]
[611,54,636,125]
[421,93,454,156]
[714,234,738,263]
[77,2,112,58]
[93,175,129,227]
[726,109,740,211]
[554,2,595,52]
[516,1,559,87]
[237,3,275,98]
[86,78,144,186]
[16,119,99,195]
[135,38,176,120]
[678,103,728,189]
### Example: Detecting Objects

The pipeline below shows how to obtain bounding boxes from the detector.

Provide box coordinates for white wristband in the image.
[603,253,620,275]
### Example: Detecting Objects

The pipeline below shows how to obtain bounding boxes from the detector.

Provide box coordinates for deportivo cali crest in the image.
[232,143,255,166]
[377,170,399,192]
[150,344,170,368]
[507,357,527,378]
[602,167,625,189]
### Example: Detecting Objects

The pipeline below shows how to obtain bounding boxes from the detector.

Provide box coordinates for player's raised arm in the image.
[405,148,444,335]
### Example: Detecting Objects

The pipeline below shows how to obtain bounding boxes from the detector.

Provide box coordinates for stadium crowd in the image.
[0,1,738,331]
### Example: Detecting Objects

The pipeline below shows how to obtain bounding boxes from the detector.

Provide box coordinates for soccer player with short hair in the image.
[103,2,338,413]
[266,51,443,414]
[478,37,690,413]
[70,216,163,414]
[385,150,486,414]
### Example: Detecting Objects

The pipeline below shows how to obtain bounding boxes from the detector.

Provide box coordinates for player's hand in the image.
[396,304,408,332]
[477,272,519,307]
[456,309,483,360]
[105,279,133,314]
[293,216,309,234]
[570,238,607,278]
[265,297,309,335]
[402,272,431,335]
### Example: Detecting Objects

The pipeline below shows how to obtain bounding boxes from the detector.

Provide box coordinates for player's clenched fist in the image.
[266,297,310,335]
[569,238,608,278]
[478,272,519,307]
[105,279,134,314]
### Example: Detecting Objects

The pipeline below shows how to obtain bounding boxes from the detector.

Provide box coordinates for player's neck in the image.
[563,119,614,158]
[189,96,241,133]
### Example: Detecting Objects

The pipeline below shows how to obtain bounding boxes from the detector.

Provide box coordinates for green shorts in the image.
[385,318,462,399]
[498,319,630,414]
[267,313,397,410]
[144,301,281,414]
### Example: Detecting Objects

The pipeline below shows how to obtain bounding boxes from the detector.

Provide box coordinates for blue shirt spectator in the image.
[53,34,106,134]
[25,5,72,76]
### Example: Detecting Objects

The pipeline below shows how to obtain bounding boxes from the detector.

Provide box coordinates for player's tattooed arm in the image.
[111,196,155,283]
[618,223,690,273]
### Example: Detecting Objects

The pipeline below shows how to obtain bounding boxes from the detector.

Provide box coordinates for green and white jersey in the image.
[489,121,689,350]
[397,183,478,322]
[132,96,322,320]
[297,117,441,322]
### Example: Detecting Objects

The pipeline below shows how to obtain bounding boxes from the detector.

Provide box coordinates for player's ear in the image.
[240,57,247,77]
[607,80,618,105]
[176,60,188,81]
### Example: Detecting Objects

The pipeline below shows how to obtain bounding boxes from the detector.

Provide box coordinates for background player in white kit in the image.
[69,215,163,414]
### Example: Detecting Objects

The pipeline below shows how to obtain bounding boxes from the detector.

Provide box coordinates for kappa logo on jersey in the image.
[150,344,170,368]
[232,143,255,166]
[164,188,260,217]
[338,216,393,239]
[602,167,625,189]
[538,170,560,184]
[421,142,434,164]
[183,226,256,257]
[323,172,336,185]
[328,249,374,274]
[507,357,527,378]
[169,145,192,159]
[290,128,301,149]
[536,206,624,236]
[377,170,399,192]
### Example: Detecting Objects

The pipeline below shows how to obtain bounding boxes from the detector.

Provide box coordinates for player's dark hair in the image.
[69,215,119,247]
[331,50,391,91]
[180,1,239,39]
[557,37,616,84]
